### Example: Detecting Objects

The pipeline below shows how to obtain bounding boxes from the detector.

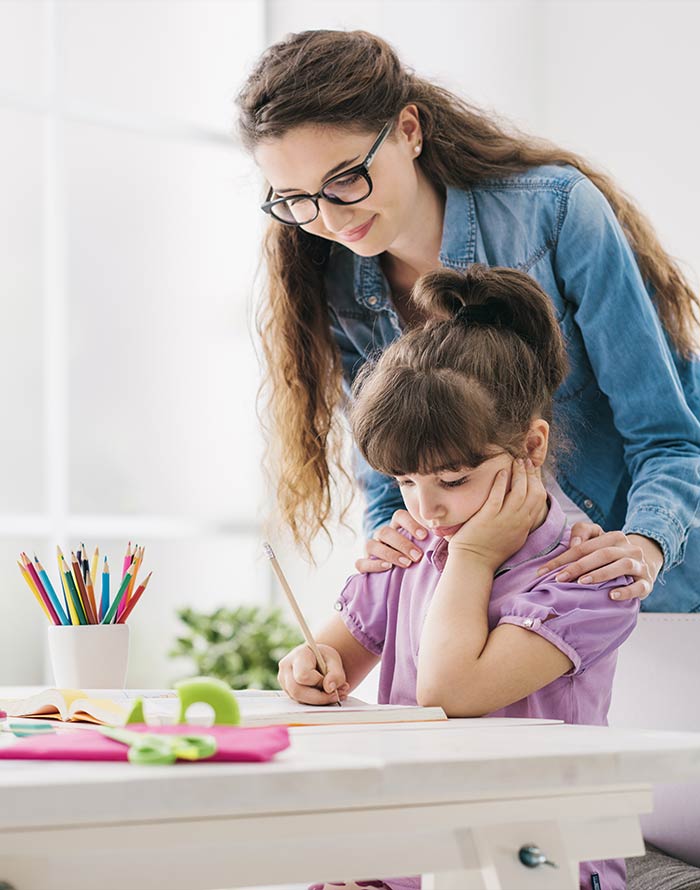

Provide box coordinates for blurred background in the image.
[1,0,698,692]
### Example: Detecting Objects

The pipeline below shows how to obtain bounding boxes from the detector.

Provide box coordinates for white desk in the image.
[2,719,700,890]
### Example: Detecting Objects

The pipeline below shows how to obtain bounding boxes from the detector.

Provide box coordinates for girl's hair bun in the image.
[411,265,566,395]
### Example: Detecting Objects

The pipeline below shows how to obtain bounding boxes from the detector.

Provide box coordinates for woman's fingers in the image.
[354,555,393,573]
[609,578,653,601]
[568,520,605,547]
[368,527,423,565]
[536,527,615,576]
[389,509,428,540]
[562,555,646,586]
[356,512,426,572]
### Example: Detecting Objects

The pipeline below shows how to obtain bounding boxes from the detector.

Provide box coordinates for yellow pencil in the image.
[17,560,52,622]
[90,546,99,589]
[57,546,79,625]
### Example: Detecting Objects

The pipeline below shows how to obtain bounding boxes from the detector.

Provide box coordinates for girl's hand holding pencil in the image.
[278,643,350,706]
[17,542,152,626]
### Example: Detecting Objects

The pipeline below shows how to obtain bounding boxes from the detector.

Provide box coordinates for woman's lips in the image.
[337,215,376,242]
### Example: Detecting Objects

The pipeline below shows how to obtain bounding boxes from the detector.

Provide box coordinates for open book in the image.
[0,688,446,728]
[0,688,175,726]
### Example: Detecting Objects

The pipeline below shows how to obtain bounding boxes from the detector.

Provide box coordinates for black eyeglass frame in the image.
[260,119,395,226]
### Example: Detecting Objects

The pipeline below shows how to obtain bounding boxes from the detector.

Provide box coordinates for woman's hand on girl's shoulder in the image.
[356,509,428,573]
[535,523,663,601]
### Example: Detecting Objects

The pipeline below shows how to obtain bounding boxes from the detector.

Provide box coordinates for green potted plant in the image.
[169,604,303,689]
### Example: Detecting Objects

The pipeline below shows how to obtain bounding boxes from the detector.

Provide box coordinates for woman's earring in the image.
[414,144,421,154]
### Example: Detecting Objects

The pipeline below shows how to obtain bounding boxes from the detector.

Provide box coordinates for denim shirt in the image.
[325,164,700,613]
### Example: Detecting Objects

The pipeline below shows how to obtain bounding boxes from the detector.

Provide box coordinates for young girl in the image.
[237,28,700,612]
[278,266,640,890]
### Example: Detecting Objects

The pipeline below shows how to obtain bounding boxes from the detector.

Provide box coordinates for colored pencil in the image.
[101,567,134,625]
[121,542,132,581]
[17,561,52,622]
[32,555,69,626]
[20,554,61,625]
[83,546,98,623]
[118,545,143,620]
[61,556,88,625]
[90,546,99,589]
[100,557,110,622]
[71,552,96,624]
[57,547,79,625]
[118,571,152,623]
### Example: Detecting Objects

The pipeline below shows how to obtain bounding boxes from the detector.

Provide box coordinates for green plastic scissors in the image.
[98,726,217,765]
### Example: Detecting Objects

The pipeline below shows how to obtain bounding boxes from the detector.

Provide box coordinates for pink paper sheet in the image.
[0,724,290,763]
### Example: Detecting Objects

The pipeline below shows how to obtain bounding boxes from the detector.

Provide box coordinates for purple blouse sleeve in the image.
[335,570,389,657]
[495,574,640,675]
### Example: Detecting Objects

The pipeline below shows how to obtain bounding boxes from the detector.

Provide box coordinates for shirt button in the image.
[523,617,534,628]
[583,498,594,509]
[367,296,378,306]
[334,600,343,611]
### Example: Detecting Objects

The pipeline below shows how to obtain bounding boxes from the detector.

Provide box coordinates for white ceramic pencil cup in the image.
[47,624,130,688]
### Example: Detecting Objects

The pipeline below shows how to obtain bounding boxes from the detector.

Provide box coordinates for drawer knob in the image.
[518,844,558,869]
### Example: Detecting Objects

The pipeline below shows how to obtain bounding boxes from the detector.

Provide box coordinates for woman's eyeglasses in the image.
[261,120,394,226]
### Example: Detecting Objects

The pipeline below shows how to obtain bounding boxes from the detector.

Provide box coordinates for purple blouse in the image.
[335,494,639,890]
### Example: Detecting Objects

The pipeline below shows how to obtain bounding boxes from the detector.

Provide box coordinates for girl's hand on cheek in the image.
[356,508,427,573]
[448,459,546,572]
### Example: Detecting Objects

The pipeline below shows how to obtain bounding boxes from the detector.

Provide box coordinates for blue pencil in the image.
[101,557,110,622]
[33,556,69,625]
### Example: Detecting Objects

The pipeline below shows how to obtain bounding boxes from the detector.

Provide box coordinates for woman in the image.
[236,28,700,611]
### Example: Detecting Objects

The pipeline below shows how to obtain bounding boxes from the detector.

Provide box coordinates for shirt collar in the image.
[352,185,477,311]
[424,495,568,576]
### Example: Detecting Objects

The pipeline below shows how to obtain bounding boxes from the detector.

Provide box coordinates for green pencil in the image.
[101,568,133,625]
[61,557,88,625]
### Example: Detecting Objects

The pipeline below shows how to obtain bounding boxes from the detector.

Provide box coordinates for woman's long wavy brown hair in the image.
[236,28,700,555]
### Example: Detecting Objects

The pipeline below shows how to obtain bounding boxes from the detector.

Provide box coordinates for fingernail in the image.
[415,528,427,539]
[579,575,592,585]
[555,571,570,581]
[399,557,411,566]
[381,561,392,569]
[611,590,621,600]
[535,567,547,576]
[410,549,421,560]
[571,536,582,547]
[327,682,336,691]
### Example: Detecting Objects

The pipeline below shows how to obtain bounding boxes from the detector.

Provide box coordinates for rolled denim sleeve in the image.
[554,177,700,572]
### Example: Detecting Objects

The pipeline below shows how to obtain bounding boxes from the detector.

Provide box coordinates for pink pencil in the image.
[21,553,60,625]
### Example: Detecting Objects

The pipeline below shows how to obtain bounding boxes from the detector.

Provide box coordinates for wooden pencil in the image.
[57,547,79,625]
[262,542,341,706]
[101,566,134,625]
[17,560,53,622]
[31,554,69,626]
[118,571,152,623]
[61,555,88,625]
[71,552,97,624]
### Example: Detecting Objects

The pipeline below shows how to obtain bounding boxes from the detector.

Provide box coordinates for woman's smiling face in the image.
[253,109,423,258]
